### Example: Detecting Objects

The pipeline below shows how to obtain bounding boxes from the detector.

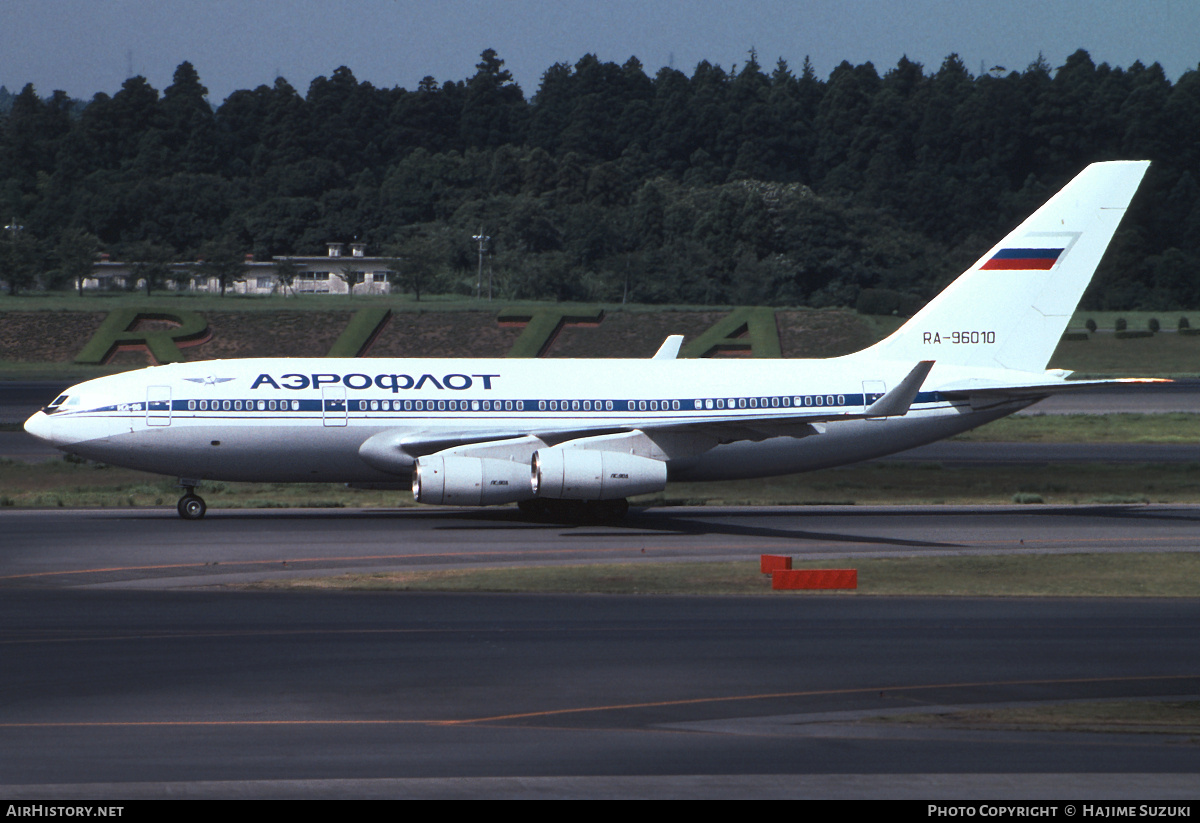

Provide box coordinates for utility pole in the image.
[472,228,489,300]
[3,217,26,296]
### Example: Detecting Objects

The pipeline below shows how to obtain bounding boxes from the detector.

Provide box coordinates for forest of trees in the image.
[1,47,1199,310]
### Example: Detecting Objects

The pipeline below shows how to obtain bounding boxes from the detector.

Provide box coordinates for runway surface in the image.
[5,504,1200,588]
[2,505,1198,798]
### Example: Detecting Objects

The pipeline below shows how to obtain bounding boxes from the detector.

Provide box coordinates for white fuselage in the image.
[24,356,1026,486]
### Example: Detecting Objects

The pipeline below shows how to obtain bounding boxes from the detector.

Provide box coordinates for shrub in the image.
[1085,318,1097,332]
[1180,317,1191,330]
[1115,317,1127,331]
[1149,317,1160,332]
[854,288,923,317]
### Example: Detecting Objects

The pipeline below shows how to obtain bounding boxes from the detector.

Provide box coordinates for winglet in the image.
[865,361,934,417]
[652,335,684,360]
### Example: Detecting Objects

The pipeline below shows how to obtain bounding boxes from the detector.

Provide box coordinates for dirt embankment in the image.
[0,308,877,364]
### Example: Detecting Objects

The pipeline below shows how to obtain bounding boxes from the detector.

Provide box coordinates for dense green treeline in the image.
[2,48,1199,308]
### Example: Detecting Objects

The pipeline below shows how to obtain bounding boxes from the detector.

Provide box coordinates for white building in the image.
[82,243,396,295]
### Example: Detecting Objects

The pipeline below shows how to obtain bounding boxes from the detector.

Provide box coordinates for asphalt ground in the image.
[3,505,1199,799]
[4,504,1200,588]
[3,588,1198,798]
[4,377,1199,798]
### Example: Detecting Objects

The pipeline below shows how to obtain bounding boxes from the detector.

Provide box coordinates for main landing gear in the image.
[177,480,206,520]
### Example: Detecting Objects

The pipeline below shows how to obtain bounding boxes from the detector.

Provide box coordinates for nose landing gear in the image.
[177,479,206,520]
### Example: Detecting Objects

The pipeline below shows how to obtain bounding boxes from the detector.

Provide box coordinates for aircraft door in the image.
[146,386,171,426]
[862,380,886,419]
[322,386,348,427]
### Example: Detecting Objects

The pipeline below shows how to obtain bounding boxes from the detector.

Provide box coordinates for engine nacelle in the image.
[532,448,667,500]
[412,456,534,506]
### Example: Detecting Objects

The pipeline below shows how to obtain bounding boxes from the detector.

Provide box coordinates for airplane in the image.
[25,160,1158,521]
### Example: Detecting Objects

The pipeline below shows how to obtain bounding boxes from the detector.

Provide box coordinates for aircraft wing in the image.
[360,360,935,470]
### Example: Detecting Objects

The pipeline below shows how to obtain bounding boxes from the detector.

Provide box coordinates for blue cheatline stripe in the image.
[86,389,949,417]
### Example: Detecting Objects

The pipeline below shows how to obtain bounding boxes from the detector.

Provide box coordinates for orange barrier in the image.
[759,554,792,574]
[771,569,858,590]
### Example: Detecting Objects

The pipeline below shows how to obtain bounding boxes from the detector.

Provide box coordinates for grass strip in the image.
[953,413,1200,443]
[243,553,1200,597]
[880,700,1200,736]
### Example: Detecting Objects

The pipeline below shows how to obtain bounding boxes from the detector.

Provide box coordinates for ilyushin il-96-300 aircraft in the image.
[26,161,1158,520]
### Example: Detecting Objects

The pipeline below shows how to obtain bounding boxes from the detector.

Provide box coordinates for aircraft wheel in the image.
[178,494,207,520]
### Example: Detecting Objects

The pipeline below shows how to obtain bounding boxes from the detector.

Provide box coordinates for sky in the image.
[3,0,1199,104]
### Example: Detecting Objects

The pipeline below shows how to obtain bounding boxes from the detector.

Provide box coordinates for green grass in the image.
[954,413,1200,443]
[0,360,130,381]
[636,460,1200,507]
[1067,311,1198,332]
[1050,321,1200,376]
[245,552,1200,597]
[882,700,1200,735]
[0,458,377,510]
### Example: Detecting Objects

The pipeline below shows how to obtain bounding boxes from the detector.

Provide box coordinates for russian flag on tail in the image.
[981,247,1065,270]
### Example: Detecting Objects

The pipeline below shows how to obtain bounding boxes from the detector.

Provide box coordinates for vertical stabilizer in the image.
[862,161,1149,372]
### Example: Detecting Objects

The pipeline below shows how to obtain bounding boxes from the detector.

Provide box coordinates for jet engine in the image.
[412,455,534,506]
[532,447,667,500]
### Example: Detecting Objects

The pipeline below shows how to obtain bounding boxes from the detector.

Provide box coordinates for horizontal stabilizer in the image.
[652,335,684,360]
[866,361,934,417]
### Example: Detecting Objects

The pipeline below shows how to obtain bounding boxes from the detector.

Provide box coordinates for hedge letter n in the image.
[74,309,211,365]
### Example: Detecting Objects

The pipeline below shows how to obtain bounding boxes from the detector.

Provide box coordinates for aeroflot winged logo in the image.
[980,247,1065,270]
[184,376,236,385]
[249,372,500,392]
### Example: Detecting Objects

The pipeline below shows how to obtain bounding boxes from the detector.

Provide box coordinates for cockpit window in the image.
[44,394,80,413]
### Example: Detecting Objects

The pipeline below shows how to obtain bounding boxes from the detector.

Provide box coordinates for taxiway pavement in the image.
[3,506,1199,798]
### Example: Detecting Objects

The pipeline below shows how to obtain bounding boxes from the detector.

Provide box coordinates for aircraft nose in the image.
[23,411,58,445]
